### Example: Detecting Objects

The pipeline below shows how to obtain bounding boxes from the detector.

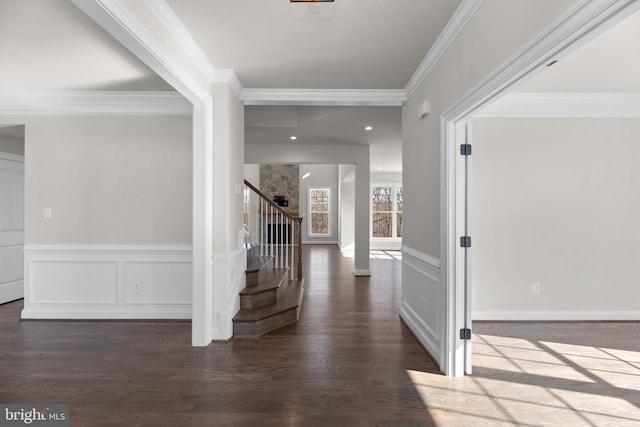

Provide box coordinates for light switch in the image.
[43,207,52,219]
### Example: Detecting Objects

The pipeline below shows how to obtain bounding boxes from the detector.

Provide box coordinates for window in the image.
[309,187,330,236]
[371,184,402,239]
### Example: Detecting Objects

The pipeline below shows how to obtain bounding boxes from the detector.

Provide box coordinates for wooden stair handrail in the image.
[244,180,301,221]
[244,179,303,280]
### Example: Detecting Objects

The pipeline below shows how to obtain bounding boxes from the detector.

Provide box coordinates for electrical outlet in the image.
[43,207,52,219]
[532,282,541,295]
[133,281,140,291]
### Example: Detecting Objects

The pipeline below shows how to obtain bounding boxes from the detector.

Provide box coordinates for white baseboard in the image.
[370,240,402,251]
[354,269,371,276]
[302,240,339,245]
[23,245,192,319]
[0,279,23,304]
[473,310,640,321]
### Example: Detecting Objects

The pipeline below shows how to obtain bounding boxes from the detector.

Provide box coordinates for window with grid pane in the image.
[372,186,393,237]
[371,184,402,239]
[309,188,330,236]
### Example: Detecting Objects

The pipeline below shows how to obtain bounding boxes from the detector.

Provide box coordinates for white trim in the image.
[308,187,331,237]
[0,91,191,116]
[24,244,192,253]
[400,247,442,367]
[302,240,339,245]
[144,0,217,81]
[440,0,640,377]
[0,280,23,304]
[401,246,440,270]
[404,0,484,98]
[0,152,24,163]
[240,89,406,106]
[354,269,371,277]
[212,246,246,339]
[473,310,640,321]
[23,245,192,320]
[477,92,640,117]
[370,241,401,251]
[213,69,244,99]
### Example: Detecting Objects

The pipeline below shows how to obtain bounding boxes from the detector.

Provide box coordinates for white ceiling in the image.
[3,2,637,173]
[1,0,464,172]
[167,0,462,89]
[0,0,171,91]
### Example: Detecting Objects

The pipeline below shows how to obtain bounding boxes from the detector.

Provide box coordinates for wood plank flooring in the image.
[2,245,640,426]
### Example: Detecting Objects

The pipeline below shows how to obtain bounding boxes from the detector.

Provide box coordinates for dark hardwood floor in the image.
[0,246,439,426]
[2,245,640,426]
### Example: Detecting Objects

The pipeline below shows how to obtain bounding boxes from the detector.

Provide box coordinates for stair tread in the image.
[246,255,273,273]
[234,279,304,322]
[240,268,288,295]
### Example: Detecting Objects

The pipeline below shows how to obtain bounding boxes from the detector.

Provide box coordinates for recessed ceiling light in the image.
[365,126,373,131]
[377,167,383,170]
[290,136,297,141]
[302,173,311,179]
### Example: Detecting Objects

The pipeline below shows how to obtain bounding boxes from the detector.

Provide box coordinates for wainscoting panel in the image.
[23,245,192,319]
[400,246,442,367]
[30,259,118,304]
[123,260,192,305]
[212,245,246,340]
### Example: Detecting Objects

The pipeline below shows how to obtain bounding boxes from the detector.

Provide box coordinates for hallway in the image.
[2,245,640,426]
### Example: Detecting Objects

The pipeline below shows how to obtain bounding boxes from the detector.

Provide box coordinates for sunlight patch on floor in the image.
[406,334,640,426]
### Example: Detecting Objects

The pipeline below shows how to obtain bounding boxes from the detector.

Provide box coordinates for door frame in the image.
[0,151,25,304]
[440,0,640,377]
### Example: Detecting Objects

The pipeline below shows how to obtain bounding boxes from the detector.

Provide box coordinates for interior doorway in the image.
[0,125,25,305]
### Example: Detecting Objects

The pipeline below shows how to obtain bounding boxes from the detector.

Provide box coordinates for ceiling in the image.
[0,0,466,172]
[0,0,171,91]
[2,2,637,171]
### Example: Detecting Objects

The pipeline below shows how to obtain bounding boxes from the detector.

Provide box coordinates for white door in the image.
[0,153,24,304]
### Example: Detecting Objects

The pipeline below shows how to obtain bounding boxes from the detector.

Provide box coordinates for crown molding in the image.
[213,69,244,99]
[145,0,217,81]
[0,91,191,116]
[477,92,640,117]
[240,89,407,106]
[443,0,640,121]
[404,0,484,98]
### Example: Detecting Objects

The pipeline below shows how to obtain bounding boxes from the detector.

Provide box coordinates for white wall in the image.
[0,114,195,319]
[211,81,246,340]
[400,0,578,371]
[470,117,640,319]
[300,164,339,244]
[22,115,192,245]
[339,164,355,250]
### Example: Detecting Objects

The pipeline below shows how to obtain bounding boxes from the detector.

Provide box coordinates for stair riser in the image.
[233,307,298,337]
[240,290,277,310]
[246,257,275,287]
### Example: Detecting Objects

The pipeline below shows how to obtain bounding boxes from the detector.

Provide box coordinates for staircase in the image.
[233,179,305,337]
[232,245,304,337]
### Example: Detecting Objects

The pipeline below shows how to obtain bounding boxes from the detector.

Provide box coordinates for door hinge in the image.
[460,144,472,156]
[460,328,471,340]
[460,236,471,248]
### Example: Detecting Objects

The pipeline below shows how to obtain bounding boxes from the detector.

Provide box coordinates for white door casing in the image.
[0,153,24,304]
